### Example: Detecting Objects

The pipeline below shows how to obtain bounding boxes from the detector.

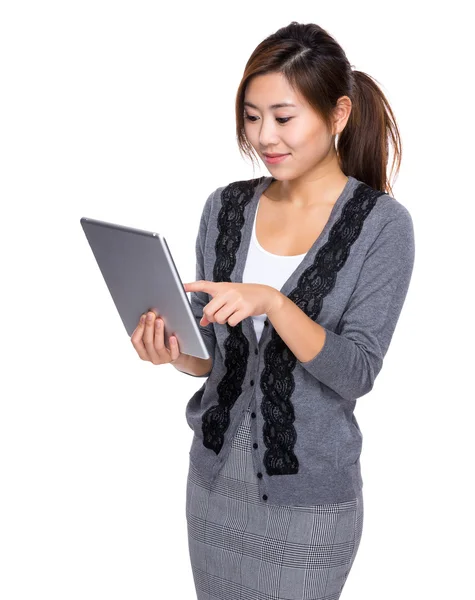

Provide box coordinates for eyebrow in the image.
[244,101,297,110]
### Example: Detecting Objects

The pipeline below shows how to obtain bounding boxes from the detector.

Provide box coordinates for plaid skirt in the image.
[186,406,364,600]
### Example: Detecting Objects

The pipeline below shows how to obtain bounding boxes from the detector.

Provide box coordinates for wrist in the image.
[171,353,212,377]
[171,353,191,371]
[266,288,284,318]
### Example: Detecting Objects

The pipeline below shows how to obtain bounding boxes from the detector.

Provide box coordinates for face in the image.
[243,72,345,180]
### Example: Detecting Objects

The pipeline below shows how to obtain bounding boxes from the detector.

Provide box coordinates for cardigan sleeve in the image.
[182,190,217,378]
[298,205,415,400]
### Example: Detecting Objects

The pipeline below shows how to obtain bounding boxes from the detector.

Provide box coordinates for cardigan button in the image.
[254,349,258,355]
[253,442,258,449]
[251,412,256,418]
[257,472,263,479]
[262,494,268,501]
[264,320,268,327]
[250,379,254,386]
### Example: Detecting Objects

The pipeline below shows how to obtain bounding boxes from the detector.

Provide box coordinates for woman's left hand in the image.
[183,281,281,327]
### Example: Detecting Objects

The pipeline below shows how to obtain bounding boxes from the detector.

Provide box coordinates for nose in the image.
[258,117,280,148]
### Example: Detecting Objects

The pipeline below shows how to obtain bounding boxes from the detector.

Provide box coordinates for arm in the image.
[174,190,216,378]
[266,208,415,400]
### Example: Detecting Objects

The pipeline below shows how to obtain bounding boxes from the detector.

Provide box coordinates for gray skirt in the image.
[186,407,363,600]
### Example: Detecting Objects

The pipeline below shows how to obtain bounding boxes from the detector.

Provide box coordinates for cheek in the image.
[293,126,327,153]
[244,122,256,140]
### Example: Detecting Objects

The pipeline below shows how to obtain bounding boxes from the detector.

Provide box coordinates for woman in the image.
[132,21,415,600]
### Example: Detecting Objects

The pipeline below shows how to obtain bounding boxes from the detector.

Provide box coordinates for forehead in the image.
[244,72,303,108]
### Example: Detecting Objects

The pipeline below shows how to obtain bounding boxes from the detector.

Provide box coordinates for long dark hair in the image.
[235,21,401,196]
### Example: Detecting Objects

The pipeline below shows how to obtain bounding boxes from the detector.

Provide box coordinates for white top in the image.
[242,196,307,342]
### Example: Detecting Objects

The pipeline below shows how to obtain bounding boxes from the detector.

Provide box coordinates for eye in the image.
[244,115,292,125]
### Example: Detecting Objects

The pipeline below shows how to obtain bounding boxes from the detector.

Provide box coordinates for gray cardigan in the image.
[184,175,415,506]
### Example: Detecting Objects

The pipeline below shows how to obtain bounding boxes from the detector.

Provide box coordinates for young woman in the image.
[132,21,415,600]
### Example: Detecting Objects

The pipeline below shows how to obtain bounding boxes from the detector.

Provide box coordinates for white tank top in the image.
[242,196,307,342]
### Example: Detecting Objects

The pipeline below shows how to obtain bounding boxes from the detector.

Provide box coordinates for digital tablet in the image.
[80,216,210,360]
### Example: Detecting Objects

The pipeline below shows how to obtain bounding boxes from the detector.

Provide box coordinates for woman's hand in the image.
[130,311,182,365]
[183,281,282,327]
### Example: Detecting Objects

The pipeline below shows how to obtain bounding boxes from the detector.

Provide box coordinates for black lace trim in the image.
[201,177,385,470]
[201,177,265,454]
[261,182,385,475]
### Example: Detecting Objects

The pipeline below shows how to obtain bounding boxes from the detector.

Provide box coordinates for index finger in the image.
[183,280,214,294]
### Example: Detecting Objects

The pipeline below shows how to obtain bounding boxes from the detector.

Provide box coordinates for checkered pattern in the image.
[186,408,363,600]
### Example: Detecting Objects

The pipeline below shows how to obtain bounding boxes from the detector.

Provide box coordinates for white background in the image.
[1,1,473,598]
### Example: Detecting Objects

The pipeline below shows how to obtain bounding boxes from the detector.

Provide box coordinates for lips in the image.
[263,153,289,164]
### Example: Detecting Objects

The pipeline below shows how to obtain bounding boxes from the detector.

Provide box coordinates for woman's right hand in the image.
[131,311,182,365]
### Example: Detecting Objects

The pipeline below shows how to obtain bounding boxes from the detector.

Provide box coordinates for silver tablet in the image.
[80,216,210,360]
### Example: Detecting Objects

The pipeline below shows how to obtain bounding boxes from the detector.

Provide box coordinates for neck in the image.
[267,156,348,209]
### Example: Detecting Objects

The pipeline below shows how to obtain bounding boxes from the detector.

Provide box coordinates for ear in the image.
[332,95,352,135]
